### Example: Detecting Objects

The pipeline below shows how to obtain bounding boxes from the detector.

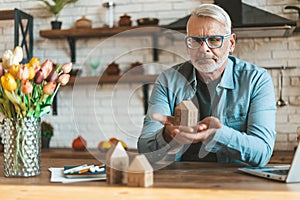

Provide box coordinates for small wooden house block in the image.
[174,100,198,126]
[106,142,129,184]
[127,154,153,187]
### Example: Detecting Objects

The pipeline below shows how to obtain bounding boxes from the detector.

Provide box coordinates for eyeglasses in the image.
[185,34,231,49]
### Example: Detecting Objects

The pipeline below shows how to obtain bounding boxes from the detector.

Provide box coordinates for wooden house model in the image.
[174,100,198,126]
[106,142,129,184]
[127,154,153,187]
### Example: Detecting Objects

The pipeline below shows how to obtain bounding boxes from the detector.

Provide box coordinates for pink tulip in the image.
[34,70,44,84]
[46,69,58,82]
[61,62,72,74]
[21,80,33,94]
[17,64,30,80]
[0,63,4,77]
[43,82,57,95]
[40,59,53,79]
[58,74,70,86]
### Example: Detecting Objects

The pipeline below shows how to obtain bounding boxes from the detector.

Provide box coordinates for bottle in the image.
[103,1,116,28]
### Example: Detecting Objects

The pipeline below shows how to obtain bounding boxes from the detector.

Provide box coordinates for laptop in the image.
[238,143,300,183]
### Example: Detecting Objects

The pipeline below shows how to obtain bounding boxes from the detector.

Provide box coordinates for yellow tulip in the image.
[27,65,35,80]
[1,73,17,91]
[8,64,20,78]
[29,57,40,68]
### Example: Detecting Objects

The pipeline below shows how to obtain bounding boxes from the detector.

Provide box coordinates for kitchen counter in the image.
[40,148,295,164]
[0,150,299,200]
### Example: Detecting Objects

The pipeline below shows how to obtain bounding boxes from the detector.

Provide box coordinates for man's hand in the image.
[151,113,222,144]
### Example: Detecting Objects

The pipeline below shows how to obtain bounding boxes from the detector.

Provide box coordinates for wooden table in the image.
[0,151,299,200]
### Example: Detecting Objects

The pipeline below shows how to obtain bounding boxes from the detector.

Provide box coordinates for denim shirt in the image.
[138,56,277,167]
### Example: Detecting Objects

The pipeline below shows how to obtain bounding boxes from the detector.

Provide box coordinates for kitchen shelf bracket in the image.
[67,37,76,63]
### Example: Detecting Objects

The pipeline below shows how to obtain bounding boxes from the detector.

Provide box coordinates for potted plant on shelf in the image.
[38,0,79,29]
[41,121,54,149]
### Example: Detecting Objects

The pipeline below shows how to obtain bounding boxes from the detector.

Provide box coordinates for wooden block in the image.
[105,142,129,184]
[127,154,153,187]
[174,100,198,126]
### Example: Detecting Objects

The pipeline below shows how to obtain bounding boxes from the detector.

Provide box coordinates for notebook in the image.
[238,143,300,183]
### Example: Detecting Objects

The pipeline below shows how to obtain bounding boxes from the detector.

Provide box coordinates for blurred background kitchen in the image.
[1,0,300,151]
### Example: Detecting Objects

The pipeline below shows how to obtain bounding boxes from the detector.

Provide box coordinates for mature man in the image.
[138,4,276,167]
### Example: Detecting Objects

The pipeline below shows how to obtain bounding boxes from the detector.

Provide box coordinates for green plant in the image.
[41,121,54,138]
[38,0,79,21]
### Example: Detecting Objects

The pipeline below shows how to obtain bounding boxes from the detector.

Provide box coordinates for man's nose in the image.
[199,40,211,51]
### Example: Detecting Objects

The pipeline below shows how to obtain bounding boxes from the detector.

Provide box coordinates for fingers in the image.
[174,128,217,144]
[166,124,218,144]
[179,126,194,133]
[198,116,222,129]
[152,114,222,145]
[196,123,208,132]
[151,113,174,125]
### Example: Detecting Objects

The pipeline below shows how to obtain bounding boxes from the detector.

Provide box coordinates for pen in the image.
[78,168,90,174]
[64,164,88,174]
[69,165,95,174]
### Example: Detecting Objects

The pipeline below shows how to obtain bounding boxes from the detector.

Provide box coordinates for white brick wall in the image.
[1,0,300,150]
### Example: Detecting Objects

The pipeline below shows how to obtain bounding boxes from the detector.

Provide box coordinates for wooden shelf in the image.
[39,25,163,63]
[40,25,164,39]
[68,74,158,85]
[0,10,16,20]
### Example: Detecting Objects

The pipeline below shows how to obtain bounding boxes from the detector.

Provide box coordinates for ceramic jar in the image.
[105,62,120,75]
[118,14,132,27]
[75,16,92,29]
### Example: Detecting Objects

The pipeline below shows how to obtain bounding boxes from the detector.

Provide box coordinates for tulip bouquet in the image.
[0,46,72,119]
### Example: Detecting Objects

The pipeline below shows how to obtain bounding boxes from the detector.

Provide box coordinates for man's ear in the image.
[185,44,191,56]
[229,33,236,54]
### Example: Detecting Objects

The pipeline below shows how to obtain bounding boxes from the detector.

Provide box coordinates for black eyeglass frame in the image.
[185,33,232,49]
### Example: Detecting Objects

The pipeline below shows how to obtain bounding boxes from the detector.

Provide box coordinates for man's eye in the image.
[192,37,202,43]
[208,37,221,43]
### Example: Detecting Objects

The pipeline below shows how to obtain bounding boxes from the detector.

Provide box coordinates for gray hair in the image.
[191,4,232,34]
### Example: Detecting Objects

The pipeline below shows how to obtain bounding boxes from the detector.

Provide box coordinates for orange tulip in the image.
[21,80,33,94]
[42,82,56,95]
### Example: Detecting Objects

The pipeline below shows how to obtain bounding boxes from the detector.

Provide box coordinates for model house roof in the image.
[128,154,153,173]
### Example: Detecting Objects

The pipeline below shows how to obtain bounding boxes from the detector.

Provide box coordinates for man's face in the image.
[186,15,235,73]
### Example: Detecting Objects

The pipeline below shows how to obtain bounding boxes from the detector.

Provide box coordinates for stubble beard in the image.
[192,52,229,73]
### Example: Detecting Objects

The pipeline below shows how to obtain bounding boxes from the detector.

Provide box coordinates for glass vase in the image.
[2,117,41,177]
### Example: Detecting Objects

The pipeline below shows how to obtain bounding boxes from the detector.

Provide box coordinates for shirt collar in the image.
[177,61,197,88]
[219,56,234,90]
